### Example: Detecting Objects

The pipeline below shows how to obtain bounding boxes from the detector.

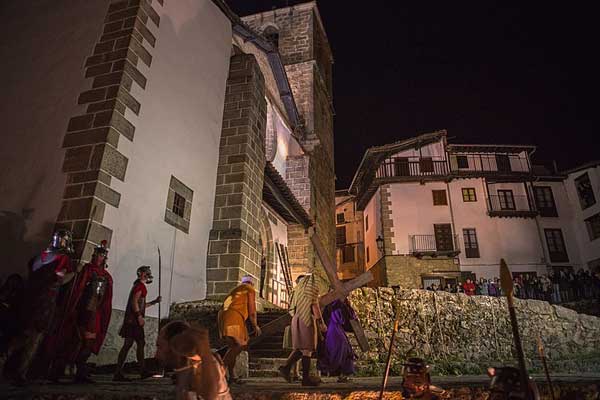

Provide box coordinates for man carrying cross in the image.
[278,274,326,386]
[268,230,372,385]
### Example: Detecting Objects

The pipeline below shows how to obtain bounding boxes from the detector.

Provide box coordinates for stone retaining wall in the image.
[349,288,600,375]
[90,310,158,366]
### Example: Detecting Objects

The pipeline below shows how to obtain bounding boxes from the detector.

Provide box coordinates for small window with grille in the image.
[165,176,193,234]
[432,190,448,206]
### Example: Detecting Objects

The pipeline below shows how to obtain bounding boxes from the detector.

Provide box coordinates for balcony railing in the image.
[487,195,537,217]
[336,243,365,278]
[409,234,460,256]
[449,153,531,176]
[376,159,449,179]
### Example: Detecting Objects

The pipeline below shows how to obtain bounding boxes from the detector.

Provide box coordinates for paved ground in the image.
[1,374,599,399]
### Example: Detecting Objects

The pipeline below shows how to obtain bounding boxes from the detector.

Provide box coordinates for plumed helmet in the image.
[93,240,109,256]
[137,265,153,284]
[50,230,75,254]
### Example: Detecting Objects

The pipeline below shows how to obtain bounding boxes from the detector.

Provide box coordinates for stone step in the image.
[252,341,285,349]
[248,357,317,378]
[250,349,289,358]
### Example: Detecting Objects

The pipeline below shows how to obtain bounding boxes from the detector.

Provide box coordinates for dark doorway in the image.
[434,223,454,252]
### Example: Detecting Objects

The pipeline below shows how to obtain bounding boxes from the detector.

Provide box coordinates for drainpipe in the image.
[445,180,459,265]
[444,136,459,269]
[531,177,552,273]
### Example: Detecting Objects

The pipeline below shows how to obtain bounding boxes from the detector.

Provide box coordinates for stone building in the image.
[0,0,335,323]
[335,190,365,280]
[347,130,595,288]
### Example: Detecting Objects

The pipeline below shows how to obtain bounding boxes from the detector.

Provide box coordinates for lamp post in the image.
[376,235,384,256]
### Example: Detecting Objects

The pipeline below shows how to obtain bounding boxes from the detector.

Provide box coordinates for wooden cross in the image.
[250,231,373,351]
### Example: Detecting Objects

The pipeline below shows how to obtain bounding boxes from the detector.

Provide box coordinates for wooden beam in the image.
[310,232,344,292]
[319,271,373,307]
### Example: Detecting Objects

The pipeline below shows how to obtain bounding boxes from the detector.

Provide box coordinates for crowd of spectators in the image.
[425,269,600,304]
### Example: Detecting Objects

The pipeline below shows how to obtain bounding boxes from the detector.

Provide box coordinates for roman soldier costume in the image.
[3,230,74,385]
[120,266,152,341]
[114,265,160,381]
[48,240,113,383]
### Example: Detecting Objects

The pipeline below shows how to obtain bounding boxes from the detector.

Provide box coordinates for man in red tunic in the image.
[3,230,75,385]
[113,266,160,381]
[48,240,113,383]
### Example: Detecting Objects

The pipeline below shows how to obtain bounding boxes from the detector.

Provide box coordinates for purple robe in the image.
[317,300,356,376]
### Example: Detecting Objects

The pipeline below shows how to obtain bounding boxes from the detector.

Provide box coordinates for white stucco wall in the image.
[0,0,110,279]
[535,180,584,269]
[270,105,303,177]
[448,179,546,279]
[564,166,600,266]
[363,190,382,269]
[101,0,232,315]
[387,182,453,254]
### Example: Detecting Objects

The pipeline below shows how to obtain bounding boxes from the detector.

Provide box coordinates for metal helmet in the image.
[50,230,75,254]
[92,240,109,265]
[488,366,540,400]
[137,265,153,284]
[401,357,432,396]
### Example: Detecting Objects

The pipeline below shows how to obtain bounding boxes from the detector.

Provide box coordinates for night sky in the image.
[227,1,597,190]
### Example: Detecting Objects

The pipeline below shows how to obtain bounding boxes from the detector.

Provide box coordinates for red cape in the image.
[52,262,113,359]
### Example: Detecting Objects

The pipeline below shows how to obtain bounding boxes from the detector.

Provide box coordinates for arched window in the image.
[263,25,279,48]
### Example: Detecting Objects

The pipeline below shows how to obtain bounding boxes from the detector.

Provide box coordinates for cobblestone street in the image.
[1,374,599,399]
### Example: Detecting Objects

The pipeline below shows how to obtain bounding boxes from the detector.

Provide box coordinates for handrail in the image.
[409,234,460,253]
[487,194,535,212]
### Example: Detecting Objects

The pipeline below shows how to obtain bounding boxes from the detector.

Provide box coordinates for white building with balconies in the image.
[345,130,594,289]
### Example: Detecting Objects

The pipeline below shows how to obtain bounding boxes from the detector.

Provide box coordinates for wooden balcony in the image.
[376,159,449,180]
[487,194,538,218]
[409,234,460,257]
[449,153,532,180]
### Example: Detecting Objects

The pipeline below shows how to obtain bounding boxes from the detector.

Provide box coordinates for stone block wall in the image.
[381,255,457,288]
[205,53,268,299]
[56,0,162,263]
[242,3,335,281]
[349,288,600,375]
[380,185,397,255]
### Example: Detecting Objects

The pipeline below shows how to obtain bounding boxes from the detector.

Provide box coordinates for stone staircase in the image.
[248,309,289,377]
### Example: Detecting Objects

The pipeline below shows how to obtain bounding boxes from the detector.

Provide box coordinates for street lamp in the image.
[376,235,384,254]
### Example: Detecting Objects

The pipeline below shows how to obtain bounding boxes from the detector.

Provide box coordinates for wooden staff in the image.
[157,246,162,325]
[378,313,399,400]
[537,335,556,400]
[500,258,531,399]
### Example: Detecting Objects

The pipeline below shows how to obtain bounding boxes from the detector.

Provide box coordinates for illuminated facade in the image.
[334,190,365,280]
[349,130,593,288]
[0,0,335,314]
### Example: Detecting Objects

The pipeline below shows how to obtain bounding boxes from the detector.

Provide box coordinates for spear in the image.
[378,311,400,400]
[153,245,165,378]
[500,258,531,399]
[537,335,556,400]
[47,206,96,376]
[157,246,162,324]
